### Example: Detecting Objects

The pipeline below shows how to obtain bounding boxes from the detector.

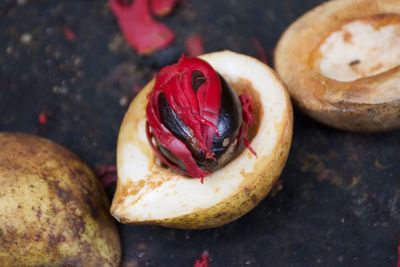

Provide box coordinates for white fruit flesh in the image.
[112,51,291,224]
[317,18,400,82]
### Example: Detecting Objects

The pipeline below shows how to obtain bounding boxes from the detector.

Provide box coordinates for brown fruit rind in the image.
[275,0,400,132]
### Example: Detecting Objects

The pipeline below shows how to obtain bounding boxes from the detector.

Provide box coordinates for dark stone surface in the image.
[1,0,399,266]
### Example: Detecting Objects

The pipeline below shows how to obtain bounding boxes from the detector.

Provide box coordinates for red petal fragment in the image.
[63,26,77,42]
[251,37,269,65]
[150,0,178,16]
[100,173,118,188]
[194,251,209,267]
[239,95,257,157]
[185,34,204,57]
[132,84,142,94]
[109,0,175,55]
[95,164,117,188]
[95,164,117,177]
[38,112,48,125]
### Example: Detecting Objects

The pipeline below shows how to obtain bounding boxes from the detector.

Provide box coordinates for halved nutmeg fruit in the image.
[111,51,293,229]
[275,0,400,132]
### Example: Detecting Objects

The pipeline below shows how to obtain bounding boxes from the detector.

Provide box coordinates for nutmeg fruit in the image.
[111,51,293,229]
[275,0,400,132]
[0,133,121,266]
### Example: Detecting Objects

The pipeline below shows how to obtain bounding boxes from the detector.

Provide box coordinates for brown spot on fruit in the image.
[84,196,99,218]
[67,216,85,238]
[251,195,258,204]
[51,180,72,202]
[244,187,251,197]
[343,30,352,43]
[35,208,42,220]
[48,233,66,247]
[349,59,360,66]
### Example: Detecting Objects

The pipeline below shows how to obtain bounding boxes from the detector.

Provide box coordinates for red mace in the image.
[146,56,255,181]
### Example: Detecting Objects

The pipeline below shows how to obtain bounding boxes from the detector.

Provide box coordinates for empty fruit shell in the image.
[275,0,400,132]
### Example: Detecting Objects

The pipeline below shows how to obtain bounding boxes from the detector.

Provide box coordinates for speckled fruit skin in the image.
[0,133,121,267]
[112,51,293,229]
[275,0,400,132]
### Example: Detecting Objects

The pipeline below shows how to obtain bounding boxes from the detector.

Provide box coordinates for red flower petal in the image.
[132,84,142,94]
[95,164,117,188]
[100,173,118,188]
[251,37,269,65]
[109,0,175,55]
[185,34,204,57]
[95,164,117,177]
[63,26,76,42]
[38,112,48,125]
[194,251,209,267]
[150,0,178,16]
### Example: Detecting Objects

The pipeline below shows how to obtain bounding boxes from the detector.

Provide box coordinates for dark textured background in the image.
[1,0,399,266]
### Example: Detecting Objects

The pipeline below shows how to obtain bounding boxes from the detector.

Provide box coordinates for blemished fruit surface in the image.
[0,133,121,267]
